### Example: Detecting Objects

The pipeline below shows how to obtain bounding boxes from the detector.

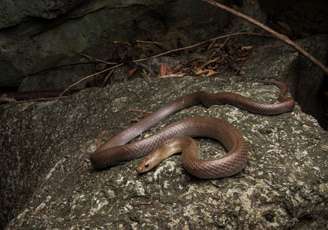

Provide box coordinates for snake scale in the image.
[90,80,294,179]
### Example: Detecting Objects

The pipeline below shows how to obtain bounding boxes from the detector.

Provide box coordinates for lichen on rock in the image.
[1,75,327,229]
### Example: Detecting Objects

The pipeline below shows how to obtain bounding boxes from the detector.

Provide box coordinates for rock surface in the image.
[1,75,328,229]
[242,35,328,129]
[0,0,86,29]
[1,1,328,228]
[0,0,229,88]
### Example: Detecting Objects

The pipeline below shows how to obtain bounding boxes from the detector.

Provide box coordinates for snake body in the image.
[90,80,294,178]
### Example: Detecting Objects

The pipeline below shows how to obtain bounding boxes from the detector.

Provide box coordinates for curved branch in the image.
[202,0,328,76]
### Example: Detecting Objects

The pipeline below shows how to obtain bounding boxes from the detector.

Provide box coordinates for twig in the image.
[136,40,165,49]
[134,32,271,63]
[59,63,123,97]
[200,57,221,69]
[1,95,68,104]
[59,32,271,97]
[102,69,115,87]
[202,0,328,75]
[79,53,117,65]
[159,73,186,79]
[136,40,163,46]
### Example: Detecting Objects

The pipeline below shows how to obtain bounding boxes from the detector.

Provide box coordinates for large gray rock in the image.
[0,0,229,88]
[1,75,328,229]
[0,0,86,29]
[242,35,328,129]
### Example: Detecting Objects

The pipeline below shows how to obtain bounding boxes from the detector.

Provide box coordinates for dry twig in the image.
[202,0,328,75]
[59,63,123,97]
[134,32,270,62]
[79,53,117,65]
[59,32,269,97]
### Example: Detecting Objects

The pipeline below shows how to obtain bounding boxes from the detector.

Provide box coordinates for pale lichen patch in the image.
[4,75,327,229]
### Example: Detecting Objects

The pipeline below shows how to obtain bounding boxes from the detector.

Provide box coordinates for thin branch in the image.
[59,63,123,97]
[136,40,163,46]
[57,32,272,99]
[136,40,165,49]
[134,32,271,63]
[78,53,117,65]
[202,0,328,75]
[59,32,269,97]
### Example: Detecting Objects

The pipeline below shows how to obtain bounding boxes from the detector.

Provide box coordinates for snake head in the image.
[136,154,160,174]
[137,150,163,174]
[136,138,184,174]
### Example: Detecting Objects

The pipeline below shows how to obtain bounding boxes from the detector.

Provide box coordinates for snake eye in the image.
[144,163,149,168]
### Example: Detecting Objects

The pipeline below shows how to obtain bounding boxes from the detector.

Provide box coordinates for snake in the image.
[90,80,294,179]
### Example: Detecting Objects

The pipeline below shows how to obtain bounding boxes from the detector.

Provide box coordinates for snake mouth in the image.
[136,162,150,174]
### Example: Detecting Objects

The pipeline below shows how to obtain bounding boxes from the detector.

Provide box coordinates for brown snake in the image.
[90,80,294,179]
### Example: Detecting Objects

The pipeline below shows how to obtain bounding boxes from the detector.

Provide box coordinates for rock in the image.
[260,0,328,37]
[0,0,229,88]
[229,0,267,33]
[1,75,327,229]
[242,35,328,128]
[0,1,161,88]
[1,1,328,228]
[0,0,87,29]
